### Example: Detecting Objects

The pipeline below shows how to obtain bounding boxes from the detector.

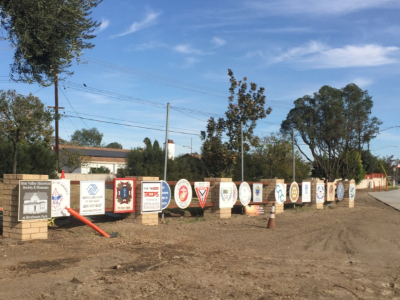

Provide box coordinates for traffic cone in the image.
[386,181,388,191]
[61,170,65,179]
[267,203,275,229]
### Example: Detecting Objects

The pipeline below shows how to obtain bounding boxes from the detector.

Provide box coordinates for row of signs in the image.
[17,179,356,221]
[274,182,356,204]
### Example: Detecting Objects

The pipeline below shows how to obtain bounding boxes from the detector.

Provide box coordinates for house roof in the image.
[61,145,130,159]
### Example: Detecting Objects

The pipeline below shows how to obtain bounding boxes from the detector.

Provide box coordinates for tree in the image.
[106,142,123,149]
[0,89,53,173]
[201,70,271,177]
[0,0,102,85]
[361,150,381,174]
[281,84,381,182]
[59,146,91,173]
[70,127,103,147]
[0,138,58,178]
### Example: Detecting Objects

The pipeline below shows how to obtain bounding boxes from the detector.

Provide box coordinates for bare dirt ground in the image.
[1,189,400,300]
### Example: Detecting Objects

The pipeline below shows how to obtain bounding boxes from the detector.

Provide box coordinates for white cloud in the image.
[351,77,374,87]
[113,11,161,38]
[98,19,110,33]
[211,37,226,48]
[173,44,204,55]
[247,0,400,15]
[183,57,199,68]
[270,42,399,69]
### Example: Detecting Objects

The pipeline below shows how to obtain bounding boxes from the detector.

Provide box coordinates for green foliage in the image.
[0,0,102,85]
[0,89,54,173]
[59,146,90,173]
[281,83,381,182]
[361,150,381,174]
[201,70,271,177]
[125,138,207,181]
[70,127,103,147]
[0,138,58,178]
[90,166,110,174]
[106,142,123,149]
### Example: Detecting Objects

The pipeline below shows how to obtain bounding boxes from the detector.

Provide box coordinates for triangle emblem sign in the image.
[194,182,210,209]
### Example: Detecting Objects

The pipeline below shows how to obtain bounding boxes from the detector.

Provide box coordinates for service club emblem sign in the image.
[289,182,299,203]
[349,183,356,201]
[113,178,135,213]
[337,183,345,201]
[239,182,251,206]
[316,183,325,203]
[219,182,234,208]
[194,182,210,209]
[174,179,192,209]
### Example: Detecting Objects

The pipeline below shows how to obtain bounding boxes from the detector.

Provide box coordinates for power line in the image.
[60,88,90,129]
[64,115,201,136]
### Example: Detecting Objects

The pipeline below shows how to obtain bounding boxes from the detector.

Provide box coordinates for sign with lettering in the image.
[194,182,210,209]
[142,181,162,213]
[174,179,192,209]
[239,182,251,206]
[349,183,356,201]
[80,181,105,216]
[302,182,311,202]
[337,182,344,201]
[161,181,171,210]
[220,182,234,208]
[19,180,52,221]
[327,182,335,201]
[316,183,325,203]
[275,183,286,204]
[113,178,135,213]
[51,180,70,217]
[253,183,263,202]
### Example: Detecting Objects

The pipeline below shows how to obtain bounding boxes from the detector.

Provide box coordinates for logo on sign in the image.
[87,184,99,195]
[337,183,344,201]
[349,184,356,200]
[275,184,285,204]
[179,186,188,202]
[316,184,324,201]
[52,188,63,209]
[255,186,260,196]
[117,181,132,205]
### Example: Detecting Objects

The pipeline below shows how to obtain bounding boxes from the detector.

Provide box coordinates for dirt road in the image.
[1,190,400,299]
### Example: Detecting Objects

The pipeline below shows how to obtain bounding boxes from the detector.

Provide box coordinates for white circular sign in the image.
[232,183,238,206]
[289,182,299,203]
[337,183,344,201]
[239,182,251,206]
[349,183,356,201]
[275,183,286,204]
[174,179,192,209]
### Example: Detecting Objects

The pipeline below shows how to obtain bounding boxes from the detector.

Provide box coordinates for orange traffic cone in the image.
[267,203,275,229]
[61,170,65,179]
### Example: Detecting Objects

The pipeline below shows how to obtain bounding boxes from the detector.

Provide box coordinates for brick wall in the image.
[2,174,48,240]
[134,176,160,225]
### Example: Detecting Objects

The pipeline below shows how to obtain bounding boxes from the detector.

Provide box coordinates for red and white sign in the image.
[194,182,210,209]
[113,178,135,213]
[141,181,162,213]
[174,179,192,209]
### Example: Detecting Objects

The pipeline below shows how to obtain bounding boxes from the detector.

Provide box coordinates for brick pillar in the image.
[260,179,284,214]
[134,176,159,225]
[311,179,324,209]
[203,178,232,219]
[337,180,355,208]
[2,174,48,240]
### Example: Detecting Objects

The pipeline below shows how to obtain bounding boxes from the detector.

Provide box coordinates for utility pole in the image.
[164,103,170,181]
[241,121,244,182]
[191,138,192,155]
[292,128,295,182]
[55,74,59,157]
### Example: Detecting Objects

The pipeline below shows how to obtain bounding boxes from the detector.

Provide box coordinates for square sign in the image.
[80,181,105,216]
[316,183,325,203]
[113,178,136,213]
[141,181,162,213]
[302,182,311,202]
[19,180,52,221]
[252,183,263,202]
[51,180,71,217]
[219,182,234,208]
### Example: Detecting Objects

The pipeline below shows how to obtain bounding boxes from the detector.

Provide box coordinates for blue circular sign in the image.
[161,181,171,210]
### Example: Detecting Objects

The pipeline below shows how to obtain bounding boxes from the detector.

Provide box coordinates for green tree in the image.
[361,150,381,174]
[0,0,102,85]
[70,127,103,147]
[90,166,110,173]
[106,142,123,149]
[0,89,53,173]
[201,70,271,177]
[0,138,57,178]
[281,84,381,182]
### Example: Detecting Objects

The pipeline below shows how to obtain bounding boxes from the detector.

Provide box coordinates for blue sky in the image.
[1,0,400,160]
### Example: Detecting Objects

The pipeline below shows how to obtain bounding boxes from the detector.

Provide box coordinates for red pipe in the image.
[65,207,118,238]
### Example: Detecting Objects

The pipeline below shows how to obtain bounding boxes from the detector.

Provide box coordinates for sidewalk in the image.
[369,189,400,211]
